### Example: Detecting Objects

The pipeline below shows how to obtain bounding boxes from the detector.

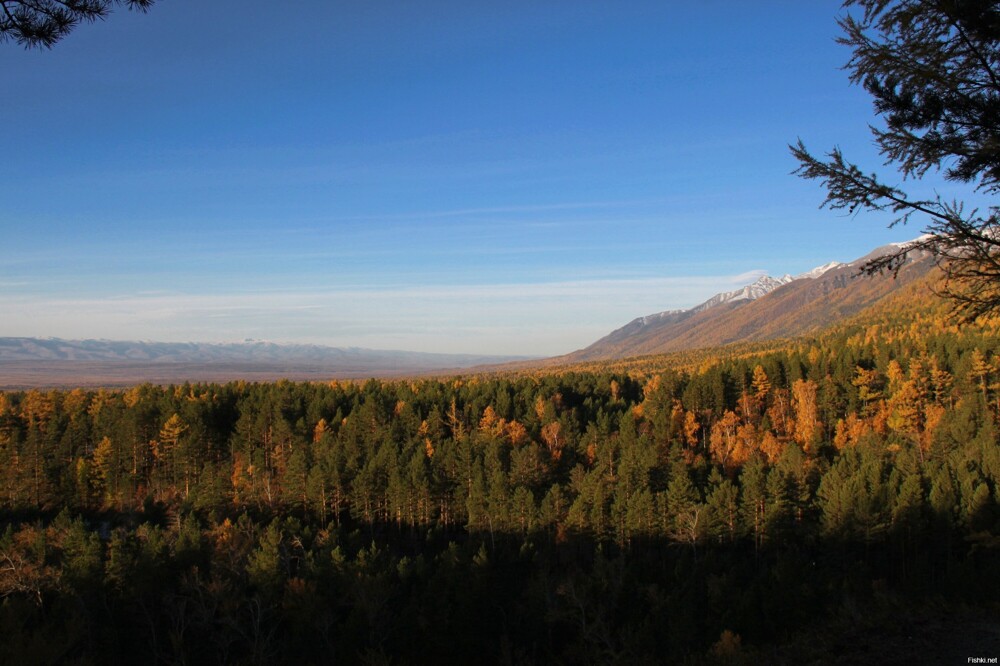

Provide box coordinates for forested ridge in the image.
[2,296,1000,664]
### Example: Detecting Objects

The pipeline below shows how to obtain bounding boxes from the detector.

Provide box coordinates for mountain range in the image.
[563,238,935,362]
[0,339,531,388]
[0,237,940,387]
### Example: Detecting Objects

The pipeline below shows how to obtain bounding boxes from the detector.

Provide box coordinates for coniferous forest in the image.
[1,296,999,664]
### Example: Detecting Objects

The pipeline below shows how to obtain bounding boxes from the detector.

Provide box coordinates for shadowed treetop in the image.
[0,0,154,48]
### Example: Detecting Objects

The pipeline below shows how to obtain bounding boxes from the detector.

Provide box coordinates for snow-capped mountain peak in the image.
[637,309,685,326]
[797,261,845,280]
[622,273,796,335]
[691,274,793,313]
[850,233,938,268]
[888,233,936,249]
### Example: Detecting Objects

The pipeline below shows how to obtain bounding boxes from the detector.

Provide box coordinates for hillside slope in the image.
[567,246,935,362]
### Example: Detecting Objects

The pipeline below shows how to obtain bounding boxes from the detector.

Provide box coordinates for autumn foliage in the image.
[0,297,998,662]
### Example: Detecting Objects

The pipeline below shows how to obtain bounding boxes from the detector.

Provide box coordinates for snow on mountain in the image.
[850,233,937,268]
[691,274,794,313]
[888,233,936,249]
[637,309,685,326]
[620,234,941,336]
[620,274,795,335]
[569,235,939,362]
[796,261,844,280]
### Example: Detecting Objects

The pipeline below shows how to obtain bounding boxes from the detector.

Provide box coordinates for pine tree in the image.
[665,458,703,549]
[792,0,1000,319]
[706,467,739,544]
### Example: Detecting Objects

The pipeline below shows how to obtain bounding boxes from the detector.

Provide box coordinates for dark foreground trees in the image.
[793,0,1000,319]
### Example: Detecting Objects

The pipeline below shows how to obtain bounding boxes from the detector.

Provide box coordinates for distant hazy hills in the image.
[0,338,525,366]
[0,237,942,387]
[0,339,531,388]
[566,239,936,362]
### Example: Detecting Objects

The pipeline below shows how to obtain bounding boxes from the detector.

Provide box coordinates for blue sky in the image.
[0,1,948,355]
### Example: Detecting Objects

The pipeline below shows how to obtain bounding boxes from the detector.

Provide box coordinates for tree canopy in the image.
[792,0,1000,319]
[0,0,153,48]
[0,300,998,662]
